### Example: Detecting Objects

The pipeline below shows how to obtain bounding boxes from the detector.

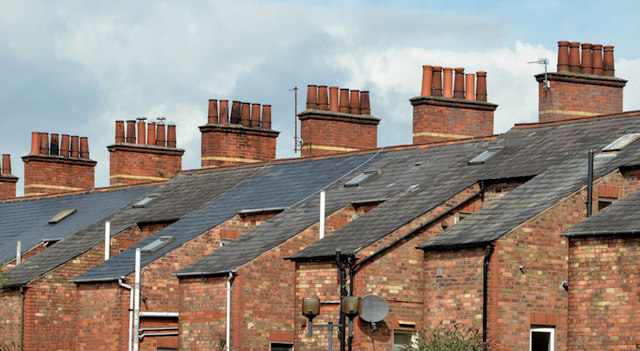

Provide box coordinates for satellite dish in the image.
[359,294,389,323]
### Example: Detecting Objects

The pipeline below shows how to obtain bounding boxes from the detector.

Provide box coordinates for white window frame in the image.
[530,327,555,351]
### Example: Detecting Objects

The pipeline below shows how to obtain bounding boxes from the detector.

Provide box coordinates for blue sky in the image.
[2,0,640,194]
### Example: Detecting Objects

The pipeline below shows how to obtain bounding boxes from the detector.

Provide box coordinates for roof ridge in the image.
[0,182,163,204]
[514,110,640,129]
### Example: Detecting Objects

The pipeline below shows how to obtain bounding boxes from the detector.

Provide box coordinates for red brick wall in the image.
[108,145,183,186]
[22,156,96,196]
[179,275,227,350]
[411,98,496,144]
[568,236,640,349]
[200,126,278,168]
[538,74,624,123]
[0,288,22,350]
[0,177,17,200]
[299,112,379,157]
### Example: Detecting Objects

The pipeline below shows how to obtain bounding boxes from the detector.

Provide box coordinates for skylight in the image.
[344,171,376,187]
[132,196,157,208]
[141,236,174,253]
[602,133,640,152]
[468,148,501,165]
[48,209,77,224]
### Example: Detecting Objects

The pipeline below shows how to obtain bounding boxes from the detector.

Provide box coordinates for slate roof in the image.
[74,152,386,282]
[2,167,258,288]
[175,140,493,276]
[562,183,640,237]
[0,185,155,265]
[297,111,640,257]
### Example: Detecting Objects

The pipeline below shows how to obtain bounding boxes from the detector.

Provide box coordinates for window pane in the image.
[531,331,551,351]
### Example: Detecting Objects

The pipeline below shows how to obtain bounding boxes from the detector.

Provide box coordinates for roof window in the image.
[48,209,77,224]
[602,133,640,152]
[141,236,174,253]
[132,196,157,208]
[468,147,501,165]
[344,171,376,187]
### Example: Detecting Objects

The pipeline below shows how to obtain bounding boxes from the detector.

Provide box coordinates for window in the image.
[132,196,157,208]
[344,171,376,187]
[48,209,77,224]
[468,147,501,165]
[602,133,640,152]
[598,197,616,212]
[530,327,555,351]
[393,329,416,351]
[141,236,174,253]
[270,343,293,351]
[455,211,472,224]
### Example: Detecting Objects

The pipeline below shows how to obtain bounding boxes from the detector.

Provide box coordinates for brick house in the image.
[1,39,640,351]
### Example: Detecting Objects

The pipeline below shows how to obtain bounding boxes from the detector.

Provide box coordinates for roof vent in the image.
[49,209,77,224]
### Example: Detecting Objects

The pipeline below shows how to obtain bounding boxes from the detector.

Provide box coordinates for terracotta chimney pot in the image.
[208,99,219,124]
[557,41,570,72]
[126,120,136,143]
[360,91,371,114]
[339,89,350,113]
[156,123,166,147]
[262,105,272,129]
[39,132,49,155]
[230,101,242,124]
[421,65,433,96]
[349,90,360,114]
[50,134,59,156]
[115,121,125,143]
[250,103,261,128]
[136,120,146,145]
[147,122,156,146]
[241,102,251,127]
[453,67,465,98]
[603,45,615,77]
[60,134,70,157]
[80,137,89,159]
[581,43,593,74]
[442,67,454,98]
[476,71,487,102]
[432,66,443,96]
[592,44,604,75]
[306,85,318,109]
[569,42,581,73]
[219,100,229,125]
[465,73,475,100]
[70,136,80,158]
[30,132,40,155]
[317,86,329,110]
[167,124,177,148]
[329,86,339,112]
[1,154,10,175]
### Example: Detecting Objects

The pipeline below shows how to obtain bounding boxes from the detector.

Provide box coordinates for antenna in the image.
[528,58,550,90]
[289,86,302,153]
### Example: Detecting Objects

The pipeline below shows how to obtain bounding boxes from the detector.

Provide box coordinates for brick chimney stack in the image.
[298,85,380,157]
[410,65,498,144]
[0,154,18,199]
[200,99,279,167]
[108,118,184,186]
[22,132,97,196]
[537,40,626,123]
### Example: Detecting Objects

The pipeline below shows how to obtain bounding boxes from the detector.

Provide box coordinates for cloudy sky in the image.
[2,0,640,195]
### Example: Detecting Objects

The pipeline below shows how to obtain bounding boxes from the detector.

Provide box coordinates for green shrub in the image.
[405,322,487,351]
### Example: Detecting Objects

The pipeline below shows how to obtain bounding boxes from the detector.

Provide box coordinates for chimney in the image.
[411,65,497,144]
[537,40,626,123]
[0,154,18,200]
[22,132,96,196]
[298,84,380,157]
[200,99,279,167]
[108,119,184,186]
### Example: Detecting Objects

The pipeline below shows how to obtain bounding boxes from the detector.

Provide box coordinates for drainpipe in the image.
[587,149,594,217]
[105,221,111,261]
[347,255,356,351]
[335,251,347,351]
[226,271,235,351]
[118,278,134,351]
[133,248,141,351]
[482,242,494,345]
[16,241,22,264]
[20,286,26,351]
[320,191,326,240]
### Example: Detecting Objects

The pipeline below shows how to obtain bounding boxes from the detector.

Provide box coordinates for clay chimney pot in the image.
[60,134,70,157]
[39,132,49,155]
[167,124,176,148]
[219,100,229,125]
[262,105,272,130]
[70,136,80,158]
[317,86,329,110]
[421,65,433,96]
[603,45,615,77]
[592,44,604,75]
[569,42,581,73]
[147,122,156,146]
[306,85,318,109]
[30,132,40,155]
[230,101,242,124]
[156,123,166,147]
[1,154,10,175]
[465,73,475,100]
[136,120,146,145]
[80,137,89,159]
[329,86,339,112]
[339,89,350,113]
[50,134,59,156]
[208,99,219,124]
[432,66,443,96]
[349,90,360,114]
[115,121,125,143]
[442,67,454,98]
[126,120,136,143]
[581,43,593,74]
[557,41,570,72]
[453,67,465,99]
[241,102,251,127]
[360,91,371,114]
[250,103,261,128]
[476,71,488,102]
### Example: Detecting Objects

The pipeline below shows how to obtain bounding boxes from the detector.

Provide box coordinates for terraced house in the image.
[2,39,640,350]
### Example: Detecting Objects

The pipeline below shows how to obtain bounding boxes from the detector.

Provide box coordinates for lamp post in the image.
[301,296,361,351]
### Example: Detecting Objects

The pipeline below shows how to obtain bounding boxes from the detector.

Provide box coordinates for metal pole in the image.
[133,248,141,351]
[16,241,21,264]
[320,191,326,239]
[105,221,111,261]
[328,322,333,351]
[587,149,594,217]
